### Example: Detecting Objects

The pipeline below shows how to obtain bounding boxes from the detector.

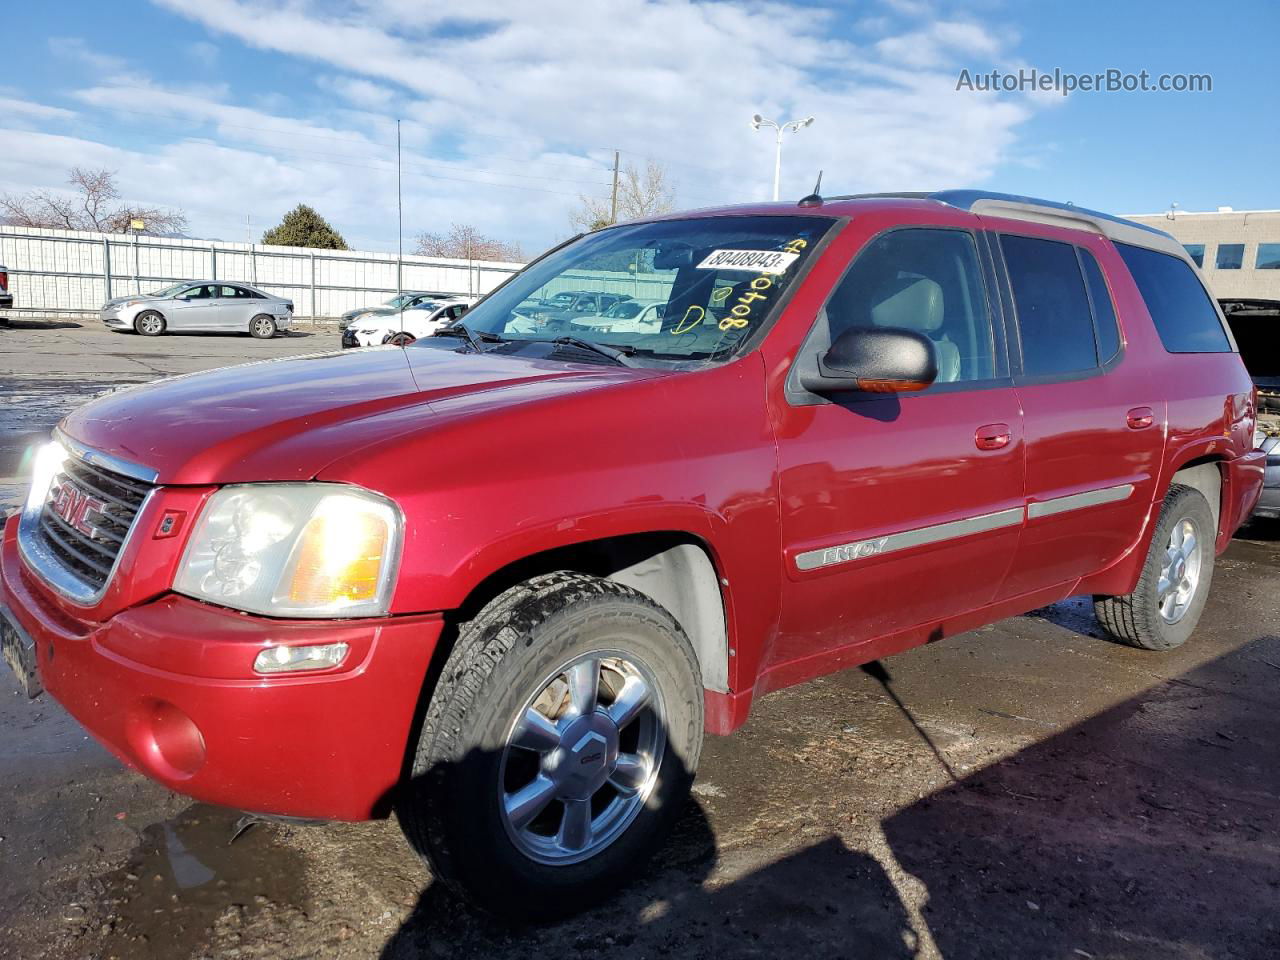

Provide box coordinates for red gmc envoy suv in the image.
[1,191,1265,917]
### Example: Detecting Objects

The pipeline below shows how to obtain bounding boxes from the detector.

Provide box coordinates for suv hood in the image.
[59,347,660,485]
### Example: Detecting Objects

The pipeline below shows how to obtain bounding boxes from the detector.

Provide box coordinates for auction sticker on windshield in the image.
[696,249,800,273]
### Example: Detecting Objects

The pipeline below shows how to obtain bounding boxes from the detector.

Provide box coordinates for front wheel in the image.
[133,311,165,336]
[1094,483,1216,650]
[249,315,277,339]
[387,331,415,346]
[400,572,703,919]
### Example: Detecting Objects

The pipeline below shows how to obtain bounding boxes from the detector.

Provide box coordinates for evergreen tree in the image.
[261,204,348,249]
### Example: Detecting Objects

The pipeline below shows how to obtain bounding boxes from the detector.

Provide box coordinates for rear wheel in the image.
[134,311,165,336]
[1094,483,1216,650]
[399,572,703,920]
[249,315,277,339]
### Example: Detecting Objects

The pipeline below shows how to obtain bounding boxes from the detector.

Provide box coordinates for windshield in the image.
[450,215,832,364]
[385,294,417,308]
[147,282,190,298]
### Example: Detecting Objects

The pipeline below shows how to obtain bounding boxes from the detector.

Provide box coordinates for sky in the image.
[0,0,1276,255]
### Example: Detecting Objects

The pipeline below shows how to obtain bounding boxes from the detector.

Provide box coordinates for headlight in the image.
[174,484,402,618]
[26,440,68,511]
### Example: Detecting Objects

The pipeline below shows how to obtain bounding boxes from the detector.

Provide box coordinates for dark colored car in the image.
[1222,299,1280,517]
[2,190,1265,919]
[514,289,631,327]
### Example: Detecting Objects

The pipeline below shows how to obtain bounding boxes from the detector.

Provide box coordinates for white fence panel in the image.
[0,226,525,320]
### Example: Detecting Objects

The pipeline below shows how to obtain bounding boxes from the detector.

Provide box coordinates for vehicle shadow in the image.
[1,317,84,329]
[1238,514,1280,542]
[381,753,917,959]
[881,637,1280,960]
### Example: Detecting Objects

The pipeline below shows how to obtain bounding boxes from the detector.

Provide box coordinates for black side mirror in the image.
[800,326,938,395]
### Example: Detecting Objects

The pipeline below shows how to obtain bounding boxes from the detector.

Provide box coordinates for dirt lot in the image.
[1,319,1278,960]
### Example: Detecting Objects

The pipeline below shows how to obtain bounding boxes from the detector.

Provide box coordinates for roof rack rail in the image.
[814,190,1187,260]
[928,190,1169,237]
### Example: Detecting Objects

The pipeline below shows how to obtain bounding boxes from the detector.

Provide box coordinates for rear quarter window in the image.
[1114,243,1232,353]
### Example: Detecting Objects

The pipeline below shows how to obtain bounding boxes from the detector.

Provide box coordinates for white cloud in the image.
[876,20,1004,69]
[191,40,220,67]
[4,1,1043,251]
[0,97,77,122]
[319,76,397,111]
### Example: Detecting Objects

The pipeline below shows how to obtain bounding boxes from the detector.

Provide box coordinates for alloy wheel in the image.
[499,652,665,865]
[1157,515,1202,623]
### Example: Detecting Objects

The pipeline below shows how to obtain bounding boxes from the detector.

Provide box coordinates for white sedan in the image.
[555,298,667,335]
[342,297,476,348]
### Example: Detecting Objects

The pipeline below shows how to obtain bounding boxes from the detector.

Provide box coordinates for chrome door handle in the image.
[1126,406,1154,429]
[975,423,1011,450]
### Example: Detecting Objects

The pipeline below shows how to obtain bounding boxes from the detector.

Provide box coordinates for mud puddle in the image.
[85,805,310,960]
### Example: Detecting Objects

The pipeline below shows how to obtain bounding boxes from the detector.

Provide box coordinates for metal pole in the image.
[133,229,139,293]
[309,251,317,320]
[773,130,783,202]
[396,119,403,301]
[102,237,112,300]
[210,245,217,281]
[610,150,620,224]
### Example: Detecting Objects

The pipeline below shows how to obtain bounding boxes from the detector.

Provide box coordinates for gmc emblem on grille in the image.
[51,483,107,538]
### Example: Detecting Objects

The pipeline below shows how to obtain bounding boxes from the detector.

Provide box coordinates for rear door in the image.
[987,225,1165,597]
[771,219,1026,666]
[216,285,256,330]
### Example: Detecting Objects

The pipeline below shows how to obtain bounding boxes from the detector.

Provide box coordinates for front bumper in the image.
[342,327,385,348]
[1,516,442,820]
[100,305,132,328]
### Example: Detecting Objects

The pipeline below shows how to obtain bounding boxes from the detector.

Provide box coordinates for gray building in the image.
[1125,207,1280,302]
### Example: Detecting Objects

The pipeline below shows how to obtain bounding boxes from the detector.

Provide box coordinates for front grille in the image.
[37,453,154,592]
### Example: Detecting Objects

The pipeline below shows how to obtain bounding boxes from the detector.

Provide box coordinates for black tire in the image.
[388,331,416,346]
[133,310,165,336]
[400,571,703,920]
[1094,483,1216,650]
[249,315,277,339]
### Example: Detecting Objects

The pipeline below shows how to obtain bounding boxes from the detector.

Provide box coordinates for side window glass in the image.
[1000,234,1097,376]
[824,228,996,384]
[1114,242,1231,353]
[1078,249,1121,363]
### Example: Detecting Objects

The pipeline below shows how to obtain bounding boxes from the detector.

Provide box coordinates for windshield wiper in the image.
[546,335,636,366]
[431,323,504,352]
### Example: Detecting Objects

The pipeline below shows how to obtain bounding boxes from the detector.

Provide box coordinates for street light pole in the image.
[751,114,815,202]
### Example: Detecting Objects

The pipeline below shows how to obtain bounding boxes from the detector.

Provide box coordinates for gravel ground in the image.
[1,319,1277,960]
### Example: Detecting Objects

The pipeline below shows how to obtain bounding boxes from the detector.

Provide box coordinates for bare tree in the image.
[414,223,522,262]
[571,159,676,231]
[0,167,188,235]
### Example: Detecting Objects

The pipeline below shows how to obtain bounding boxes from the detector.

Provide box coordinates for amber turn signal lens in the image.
[285,507,389,609]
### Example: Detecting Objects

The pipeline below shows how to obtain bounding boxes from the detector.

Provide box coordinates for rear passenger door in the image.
[989,227,1165,598]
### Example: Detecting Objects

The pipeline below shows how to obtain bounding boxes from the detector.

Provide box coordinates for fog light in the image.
[254,642,349,674]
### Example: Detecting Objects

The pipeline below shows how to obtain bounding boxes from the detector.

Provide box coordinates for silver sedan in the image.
[100,281,294,338]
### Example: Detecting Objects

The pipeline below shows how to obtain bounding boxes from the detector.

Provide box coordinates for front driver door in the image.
[770,222,1025,670]
[165,284,219,330]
